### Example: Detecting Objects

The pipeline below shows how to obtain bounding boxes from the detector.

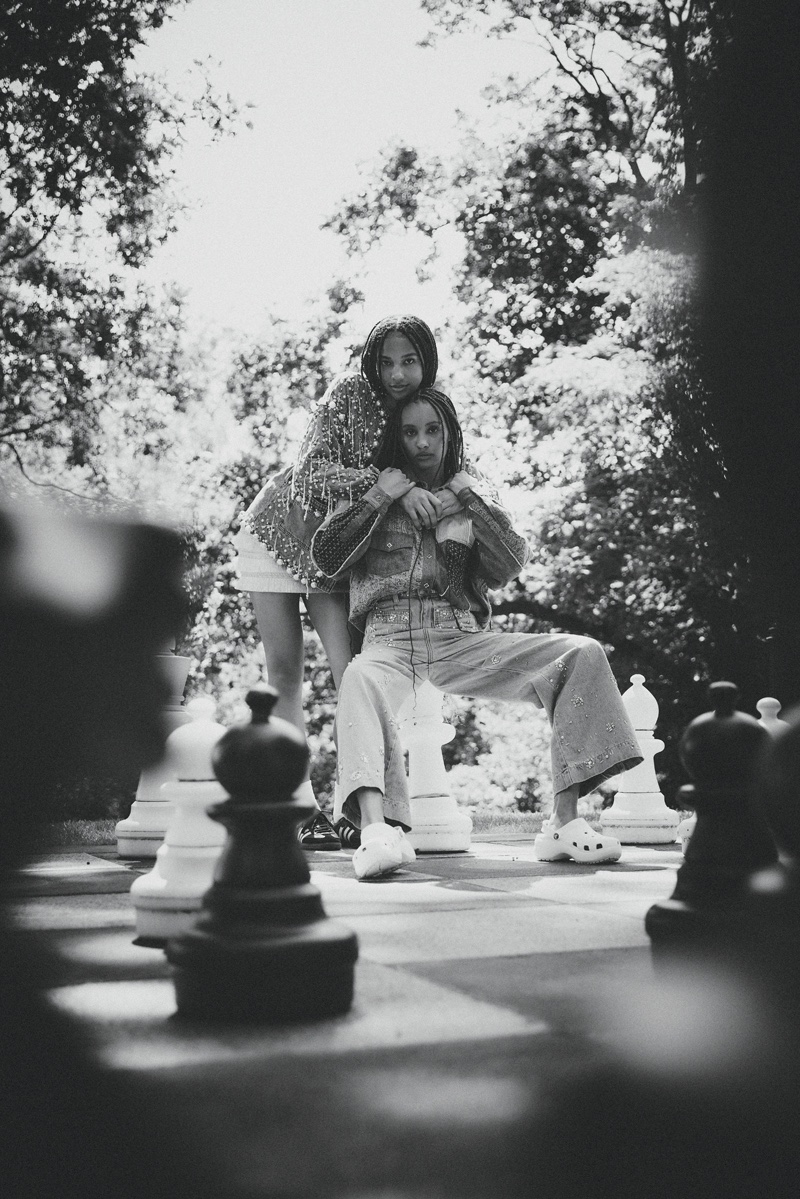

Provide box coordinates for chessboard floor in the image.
[4,836,681,1199]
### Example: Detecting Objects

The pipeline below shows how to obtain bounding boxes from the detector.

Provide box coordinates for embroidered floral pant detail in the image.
[335,598,643,830]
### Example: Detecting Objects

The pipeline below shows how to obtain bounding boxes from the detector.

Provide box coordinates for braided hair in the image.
[375,387,464,482]
[360,315,439,395]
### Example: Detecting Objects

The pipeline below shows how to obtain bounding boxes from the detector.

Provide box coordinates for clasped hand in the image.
[376,469,463,528]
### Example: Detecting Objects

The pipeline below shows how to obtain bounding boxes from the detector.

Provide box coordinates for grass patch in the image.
[470,809,545,835]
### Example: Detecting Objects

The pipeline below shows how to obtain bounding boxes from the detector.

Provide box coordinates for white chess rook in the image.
[600,674,680,844]
[115,651,193,857]
[400,680,472,852]
[130,696,227,945]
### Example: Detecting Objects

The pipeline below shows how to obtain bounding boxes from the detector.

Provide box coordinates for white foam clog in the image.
[534,817,622,864]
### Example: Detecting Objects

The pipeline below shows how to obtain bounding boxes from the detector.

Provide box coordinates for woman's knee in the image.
[566,634,605,658]
[339,655,385,702]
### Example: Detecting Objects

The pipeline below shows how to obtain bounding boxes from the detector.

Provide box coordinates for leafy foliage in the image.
[1,0,244,481]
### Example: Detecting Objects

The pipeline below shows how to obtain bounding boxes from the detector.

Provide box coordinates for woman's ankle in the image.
[360,820,392,844]
[293,779,319,809]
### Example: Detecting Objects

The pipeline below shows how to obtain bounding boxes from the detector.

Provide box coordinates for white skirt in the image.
[231,527,317,594]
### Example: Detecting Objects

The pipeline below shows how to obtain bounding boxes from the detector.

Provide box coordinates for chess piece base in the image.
[167,919,359,1022]
[407,794,472,852]
[115,821,171,858]
[600,794,680,844]
[131,895,203,946]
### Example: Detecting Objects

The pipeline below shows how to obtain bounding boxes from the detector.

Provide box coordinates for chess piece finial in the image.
[166,686,358,1022]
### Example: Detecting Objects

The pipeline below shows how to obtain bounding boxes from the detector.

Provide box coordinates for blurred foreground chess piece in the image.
[0,501,201,1198]
[0,501,185,871]
[167,686,358,1022]
[738,703,800,1004]
[527,689,800,1199]
[645,682,778,960]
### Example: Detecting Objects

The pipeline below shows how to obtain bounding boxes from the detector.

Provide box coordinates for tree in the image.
[0,0,243,484]
[322,2,777,791]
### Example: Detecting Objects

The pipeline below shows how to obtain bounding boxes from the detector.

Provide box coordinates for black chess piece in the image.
[737,703,800,1005]
[166,686,359,1021]
[645,681,778,960]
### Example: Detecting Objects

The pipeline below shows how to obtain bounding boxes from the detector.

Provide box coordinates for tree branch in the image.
[491,594,676,671]
[2,442,103,503]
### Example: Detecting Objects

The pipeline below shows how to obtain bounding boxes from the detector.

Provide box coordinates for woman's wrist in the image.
[447,471,478,497]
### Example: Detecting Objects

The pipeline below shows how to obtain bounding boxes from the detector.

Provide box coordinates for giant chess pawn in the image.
[401,681,471,852]
[115,649,193,858]
[130,696,227,946]
[645,681,778,961]
[166,686,358,1022]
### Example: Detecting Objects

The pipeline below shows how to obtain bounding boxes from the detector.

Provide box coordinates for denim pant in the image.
[335,598,643,830]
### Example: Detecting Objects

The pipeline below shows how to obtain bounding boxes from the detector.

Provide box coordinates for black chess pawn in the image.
[645,681,778,960]
[166,686,358,1021]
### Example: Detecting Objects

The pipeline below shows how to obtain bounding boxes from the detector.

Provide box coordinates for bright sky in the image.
[136,0,543,337]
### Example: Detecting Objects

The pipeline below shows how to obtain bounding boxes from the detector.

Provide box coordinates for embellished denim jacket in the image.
[240,374,386,590]
[311,472,530,630]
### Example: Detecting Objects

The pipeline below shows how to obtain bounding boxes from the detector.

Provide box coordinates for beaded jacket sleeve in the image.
[239,374,388,590]
[289,374,385,514]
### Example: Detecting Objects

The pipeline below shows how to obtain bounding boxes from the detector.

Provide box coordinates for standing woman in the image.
[231,316,445,848]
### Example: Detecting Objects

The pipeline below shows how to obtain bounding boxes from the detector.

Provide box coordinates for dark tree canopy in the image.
[0,0,182,263]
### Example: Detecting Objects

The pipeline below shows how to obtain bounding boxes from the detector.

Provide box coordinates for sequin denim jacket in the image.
[310,473,531,631]
[240,374,387,592]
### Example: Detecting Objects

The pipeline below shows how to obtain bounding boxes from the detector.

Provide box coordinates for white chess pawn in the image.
[401,681,471,852]
[757,697,790,737]
[130,696,227,946]
[115,650,193,857]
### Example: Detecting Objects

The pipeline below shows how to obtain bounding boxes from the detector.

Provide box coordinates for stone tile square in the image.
[6,851,141,897]
[46,959,546,1071]
[467,867,678,908]
[349,902,649,963]
[312,869,536,915]
[7,894,136,930]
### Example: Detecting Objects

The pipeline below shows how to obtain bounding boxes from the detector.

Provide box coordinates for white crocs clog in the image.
[534,817,622,864]
[352,824,414,879]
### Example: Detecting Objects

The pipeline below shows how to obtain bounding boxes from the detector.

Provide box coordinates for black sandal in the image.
[298,810,342,851]
[333,817,361,850]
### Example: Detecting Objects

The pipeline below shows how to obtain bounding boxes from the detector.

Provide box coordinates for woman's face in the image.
[379,332,424,405]
[400,399,445,485]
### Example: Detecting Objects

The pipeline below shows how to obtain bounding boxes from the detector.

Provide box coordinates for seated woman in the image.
[311,388,642,879]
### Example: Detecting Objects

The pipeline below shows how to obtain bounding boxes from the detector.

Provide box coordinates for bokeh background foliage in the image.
[4,2,782,822]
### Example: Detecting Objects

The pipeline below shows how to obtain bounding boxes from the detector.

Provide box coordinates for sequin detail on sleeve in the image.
[290,375,384,517]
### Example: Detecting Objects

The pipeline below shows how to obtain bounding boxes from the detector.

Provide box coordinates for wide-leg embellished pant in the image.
[335,598,642,830]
